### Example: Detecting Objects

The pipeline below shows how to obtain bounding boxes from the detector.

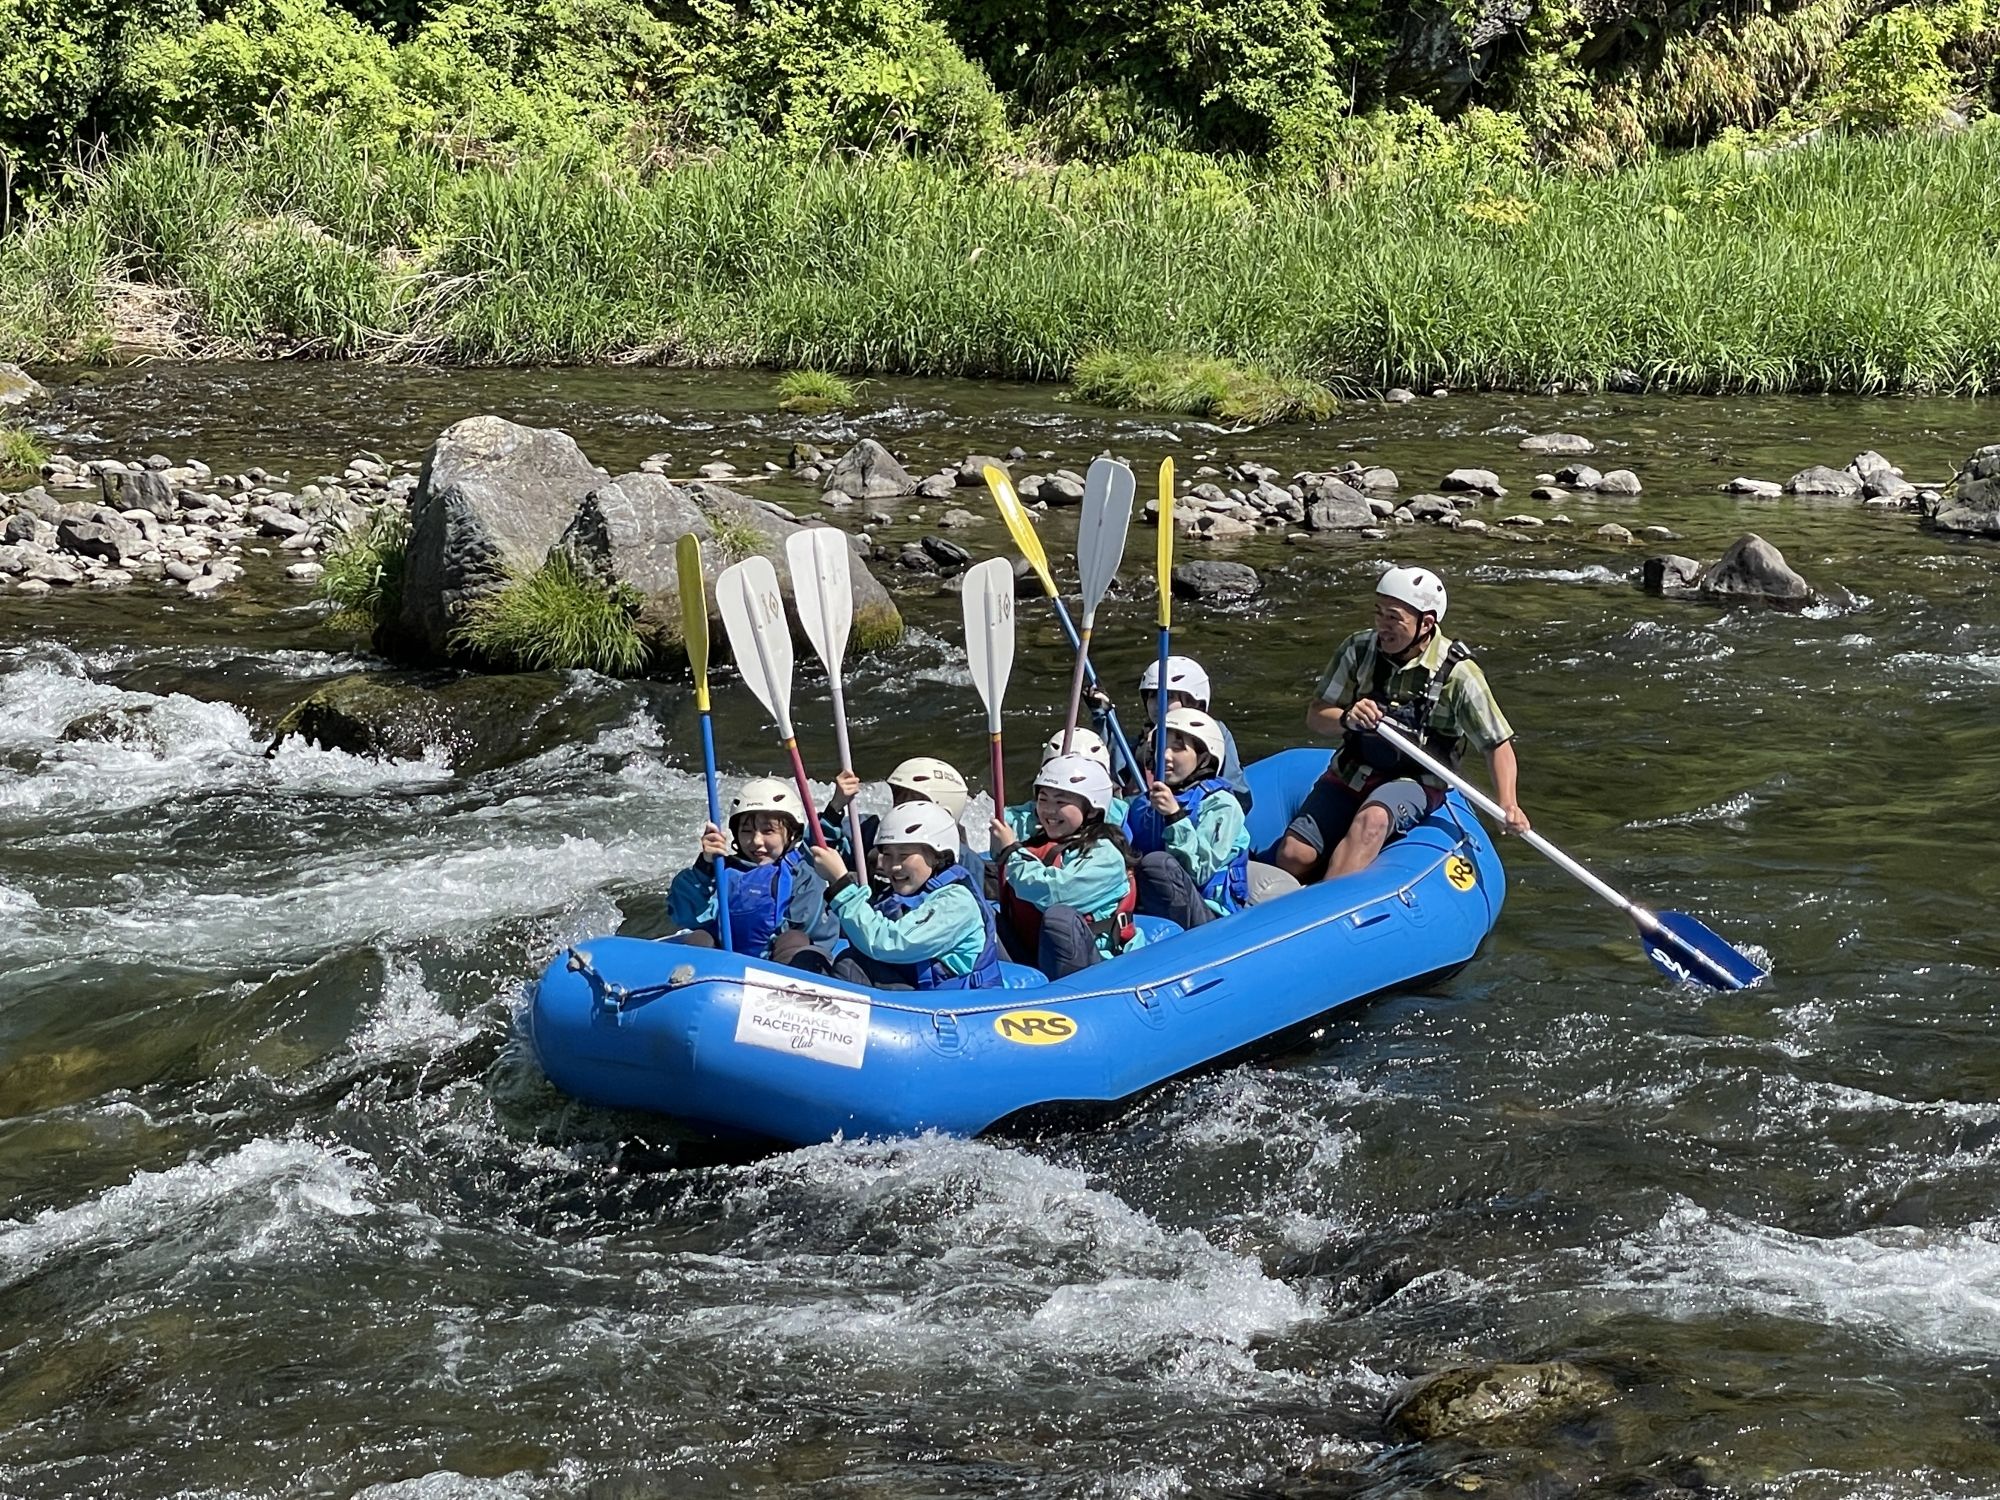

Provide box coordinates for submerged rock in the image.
[266,671,582,769]
[1519,433,1595,455]
[1722,476,1782,498]
[1386,1360,1617,1445]
[1700,532,1814,605]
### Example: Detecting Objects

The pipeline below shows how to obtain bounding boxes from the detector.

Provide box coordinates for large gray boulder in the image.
[1301,474,1373,530]
[1519,433,1594,455]
[822,439,916,500]
[99,468,177,519]
[266,671,581,773]
[56,511,142,565]
[395,416,606,661]
[1924,443,2000,536]
[0,362,46,409]
[1171,560,1261,599]
[560,474,900,661]
[1700,533,1814,606]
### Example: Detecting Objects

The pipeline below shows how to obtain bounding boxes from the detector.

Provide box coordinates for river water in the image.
[1,366,1997,1499]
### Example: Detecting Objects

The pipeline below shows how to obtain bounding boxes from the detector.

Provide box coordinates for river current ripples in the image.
[1,366,1996,1499]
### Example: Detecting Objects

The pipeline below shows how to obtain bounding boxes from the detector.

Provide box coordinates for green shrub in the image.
[0,213,111,361]
[450,550,649,675]
[317,502,408,634]
[1071,350,1337,424]
[1833,3,1974,131]
[0,422,48,480]
[775,369,859,412]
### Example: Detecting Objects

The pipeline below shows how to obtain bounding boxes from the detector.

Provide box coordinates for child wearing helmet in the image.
[1124,707,1251,929]
[821,755,982,871]
[789,801,1003,990]
[667,776,837,957]
[1272,564,1529,882]
[990,752,1145,979]
[1107,655,1253,810]
[997,727,1129,844]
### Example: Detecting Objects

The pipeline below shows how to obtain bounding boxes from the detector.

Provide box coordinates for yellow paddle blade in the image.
[984,463,1056,598]
[675,532,711,711]
[1156,457,1175,630]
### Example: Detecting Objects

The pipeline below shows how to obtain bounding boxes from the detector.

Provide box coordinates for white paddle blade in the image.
[1076,458,1136,617]
[962,557,1016,731]
[716,555,795,733]
[783,527,854,671]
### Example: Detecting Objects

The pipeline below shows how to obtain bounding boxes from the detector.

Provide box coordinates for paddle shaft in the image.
[824,670,865,858]
[1153,627,1170,785]
[696,705,733,950]
[1374,721,1643,917]
[1039,595,1143,784]
[988,730,1005,811]
[779,736,829,849]
[1373,723,1751,989]
[1061,621,1095,753]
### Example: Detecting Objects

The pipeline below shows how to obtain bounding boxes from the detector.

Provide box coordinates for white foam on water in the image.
[1890,650,2000,684]
[1606,1198,2000,1357]
[352,1465,584,1500]
[0,1136,381,1291]
[667,1134,1314,1392]
[348,953,484,1063]
[0,654,450,819]
[0,878,40,916]
[1624,788,1765,829]
[1464,563,1629,586]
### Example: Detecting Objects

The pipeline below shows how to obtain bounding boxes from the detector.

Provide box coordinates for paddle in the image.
[676,533,731,951]
[1153,456,1174,786]
[784,527,864,858]
[715,554,828,848]
[1374,720,1767,990]
[1061,458,1136,753]
[962,556,1016,811]
[982,463,1144,783]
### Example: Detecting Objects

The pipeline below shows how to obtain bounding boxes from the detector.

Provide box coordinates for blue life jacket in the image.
[1124,777,1251,913]
[870,862,1003,990]
[711,845,804,956]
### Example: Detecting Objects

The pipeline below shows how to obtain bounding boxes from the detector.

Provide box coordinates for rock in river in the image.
[1171,560,1261,599]
[1784,464,1863,499]
[822,439,916,500]
[1925,442,2000,536]
[1386,1360,1616,1445]
[1519,433,1595,455]
[1700,532,1814,605]
[0,362,47,409]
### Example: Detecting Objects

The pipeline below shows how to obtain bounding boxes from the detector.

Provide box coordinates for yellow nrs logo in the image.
[992,1009,1078,1045]
[1445,854,1478,892]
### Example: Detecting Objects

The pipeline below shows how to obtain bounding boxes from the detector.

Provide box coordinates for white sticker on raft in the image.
[733,970,872,1069]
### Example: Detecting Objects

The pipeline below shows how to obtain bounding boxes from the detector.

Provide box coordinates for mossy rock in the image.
[1386,1360,1617,1445]
[266,671,579,771]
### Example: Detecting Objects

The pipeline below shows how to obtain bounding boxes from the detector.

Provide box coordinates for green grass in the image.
[317,504,410,634]
[450,551,649,675]
[6,121,2000,391]
[1071,350,1337,423]
[774,368,859,413]
[0,424,49,482]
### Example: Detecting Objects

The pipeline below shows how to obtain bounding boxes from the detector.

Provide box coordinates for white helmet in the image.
[873,801,960,861]
[1139,655,1211,708]
[728,776,805,833]
[1042,726,1110,773]
[1034,753,1116,817]
[886,756,968,819]
[1162,706,1226,769]
[1377,565,1447,621]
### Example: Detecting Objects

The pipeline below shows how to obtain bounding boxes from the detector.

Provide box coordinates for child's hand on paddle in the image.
[1146,780,1178,816]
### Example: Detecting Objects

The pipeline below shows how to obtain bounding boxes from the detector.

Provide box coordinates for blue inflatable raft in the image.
[530,748,1505,1145]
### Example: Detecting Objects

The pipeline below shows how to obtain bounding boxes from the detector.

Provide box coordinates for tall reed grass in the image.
[4,121,1998,395]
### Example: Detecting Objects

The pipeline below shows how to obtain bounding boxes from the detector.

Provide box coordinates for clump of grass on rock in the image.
[1070,351,1337,424]
[450,552,649,675]
[317,504,410,634]
[775,370,859,414]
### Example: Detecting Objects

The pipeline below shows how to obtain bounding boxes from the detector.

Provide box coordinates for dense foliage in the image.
[3,0,1996,210]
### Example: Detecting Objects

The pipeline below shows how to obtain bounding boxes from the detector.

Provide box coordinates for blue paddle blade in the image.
[1643,910,1768,990]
